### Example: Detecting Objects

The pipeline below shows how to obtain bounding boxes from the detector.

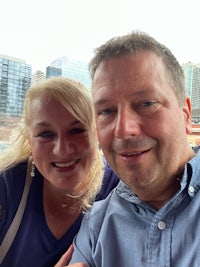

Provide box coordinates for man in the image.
[59,31,200,266]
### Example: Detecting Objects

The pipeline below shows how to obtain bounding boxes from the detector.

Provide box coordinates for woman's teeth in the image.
[54,161,77,167]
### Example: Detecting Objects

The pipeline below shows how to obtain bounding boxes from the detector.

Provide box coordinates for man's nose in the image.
[114,108,141,138]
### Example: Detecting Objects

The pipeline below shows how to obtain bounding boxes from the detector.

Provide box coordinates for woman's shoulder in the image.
[0,160,30,208]
[0,160,29,237]
[0,160,28,185]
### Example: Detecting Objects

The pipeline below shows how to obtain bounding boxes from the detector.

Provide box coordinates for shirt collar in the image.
[116,147,200,202]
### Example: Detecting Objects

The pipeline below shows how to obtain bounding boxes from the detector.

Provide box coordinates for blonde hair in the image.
[0,77,104,210]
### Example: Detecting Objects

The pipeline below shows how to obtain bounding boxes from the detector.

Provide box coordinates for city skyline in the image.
[0,0,200,72]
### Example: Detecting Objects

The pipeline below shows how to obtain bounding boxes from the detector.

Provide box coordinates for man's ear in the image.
[183,97,192,134]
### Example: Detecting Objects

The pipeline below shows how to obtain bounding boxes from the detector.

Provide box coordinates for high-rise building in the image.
[0,54,32,117]
[46,56,91,89]
[182,62,200,123]
[182,62,200,109]
[31,70,45,85]
[46,66,62,79]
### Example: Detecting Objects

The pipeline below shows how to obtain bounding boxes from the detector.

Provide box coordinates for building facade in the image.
[182,62,200,123]
[0,54,32,117]
[46,66,62,79]
[46,56,91,89]
[31,70,45,85]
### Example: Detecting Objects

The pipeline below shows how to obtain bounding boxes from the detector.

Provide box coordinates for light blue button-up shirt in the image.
[70,149,200,267]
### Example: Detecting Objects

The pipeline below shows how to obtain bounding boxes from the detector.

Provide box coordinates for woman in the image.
[0,77,118,266]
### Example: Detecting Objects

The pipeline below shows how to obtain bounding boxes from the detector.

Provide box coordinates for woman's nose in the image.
[53,138,75,156]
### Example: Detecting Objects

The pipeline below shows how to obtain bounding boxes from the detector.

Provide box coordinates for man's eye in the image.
[135,100,160,115]
[38,131,54,138]
[139,100,157,107]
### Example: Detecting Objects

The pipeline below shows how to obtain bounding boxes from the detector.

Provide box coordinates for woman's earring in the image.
[31,160,35,177]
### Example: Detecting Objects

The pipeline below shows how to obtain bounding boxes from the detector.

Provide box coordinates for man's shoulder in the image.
[85,188,118,227]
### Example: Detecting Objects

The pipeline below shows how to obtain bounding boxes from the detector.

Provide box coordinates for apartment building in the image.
[0,54,31,117]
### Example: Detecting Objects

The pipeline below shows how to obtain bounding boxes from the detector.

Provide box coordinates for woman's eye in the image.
[38,131,54,138]
[71,128,86,134]
[98,108,117,116]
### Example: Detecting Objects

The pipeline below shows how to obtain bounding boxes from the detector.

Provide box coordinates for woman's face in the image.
[28,95,94,194]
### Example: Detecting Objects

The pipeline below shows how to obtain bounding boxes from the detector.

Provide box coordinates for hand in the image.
[54,245,89,267]
[54,245,73,267]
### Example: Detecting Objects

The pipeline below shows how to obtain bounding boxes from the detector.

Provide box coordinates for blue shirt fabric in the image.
[0,159,119,267]
[70,149,200,267]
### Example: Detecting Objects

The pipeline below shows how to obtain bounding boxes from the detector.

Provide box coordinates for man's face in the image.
[93,51,192,200]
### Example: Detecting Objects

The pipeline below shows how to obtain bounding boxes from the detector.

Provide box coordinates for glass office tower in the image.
[46,66,62,79]
[46,56,91,89]
[0,54,32,117]
[182,62,200,109]
[182,62,200,123]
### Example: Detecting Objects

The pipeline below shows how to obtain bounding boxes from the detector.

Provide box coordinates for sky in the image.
[0,0,200,72]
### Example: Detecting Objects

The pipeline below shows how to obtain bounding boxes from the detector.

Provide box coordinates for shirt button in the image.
[158,221,166,230]
[189,186,195,193]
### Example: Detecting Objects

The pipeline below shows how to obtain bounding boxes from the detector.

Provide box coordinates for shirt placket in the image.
[146,210,174,267]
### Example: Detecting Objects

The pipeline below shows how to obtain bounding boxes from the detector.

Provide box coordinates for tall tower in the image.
[0,54,32,117]
[182,62,200,109]
[46,66,62,79]
[31,70,45,85]
[46,56,91,89]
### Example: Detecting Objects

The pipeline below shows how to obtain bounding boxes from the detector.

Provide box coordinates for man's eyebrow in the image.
[94,90,151,106]
[94,99,111,106]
